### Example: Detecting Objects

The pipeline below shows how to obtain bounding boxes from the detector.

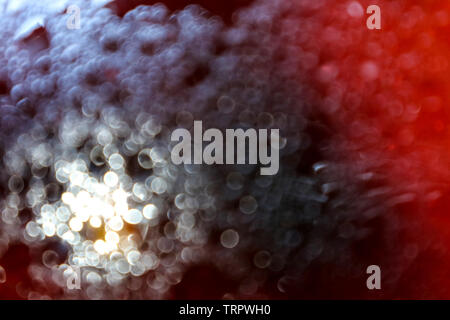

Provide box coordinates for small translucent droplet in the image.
[217,95,235,114]
[43,222,56,237]
[255,176,272,188]
[220,229,239,248]
[239,195,257,214]
[69,217,83,232]
[150,147,168,166]
[26,221,40,237]
[56,206,71,222]
[105,230,120,244]
[176,111,194,128]
[104,171,119,187]
[151,177,167,194]
[56,223,69,237]
[127,250,141,265]
[143,204,159,219]
[227,172,244,190]
[108,216,124,231]
[180,212,195,229]
[253,250,271,268]
[42,250,59,267]
[89,216,102,228]
[347,1,364,18]
[97,129,113,146]
[56,168,69,183]
[277,276,291,293]
[138,148,153,169]
[141,117,162,137]
[157,237,174,253]
[174,193,186,209]
[124,209,143,225]
[45,183,61,202]
[108,153,125,170]
[94,240,108,255]
[90,146,105,166]
[360,61,379,81]
[257,112,274,128]
[142,252,158,270]
[130,262,146,277]
[116,259,130,274]
[132,183,147,201]
[86,271,102,285]
[8,175,24,193]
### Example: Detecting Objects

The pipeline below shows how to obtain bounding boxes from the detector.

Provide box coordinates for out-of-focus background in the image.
[1,0,450,299]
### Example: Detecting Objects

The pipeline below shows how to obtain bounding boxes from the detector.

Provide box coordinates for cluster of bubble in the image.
[3,101,229,298]
[0,0,435,299]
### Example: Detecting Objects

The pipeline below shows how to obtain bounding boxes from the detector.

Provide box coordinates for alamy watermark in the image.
[366,5,381,30]
[65,3,380,31]
[171,121,280,176]
[66,266,81,290]
[66,5,81,30]
[366,265,381,290]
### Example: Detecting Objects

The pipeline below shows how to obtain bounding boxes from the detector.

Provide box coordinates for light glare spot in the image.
[123,209,143,225]
[69,217,83,232]
[104,171,119,187]
[143,204,159,219]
